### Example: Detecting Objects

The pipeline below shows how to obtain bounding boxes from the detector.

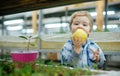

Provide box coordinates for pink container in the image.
[11,51,38,63]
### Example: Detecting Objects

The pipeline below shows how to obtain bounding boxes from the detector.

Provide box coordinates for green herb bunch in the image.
[19,35,38,51]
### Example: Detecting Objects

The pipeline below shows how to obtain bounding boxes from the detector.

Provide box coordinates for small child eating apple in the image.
[61,11,106,69]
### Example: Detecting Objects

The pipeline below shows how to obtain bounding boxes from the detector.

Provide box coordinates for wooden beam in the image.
[96,0,105,31]
[0,0,97,16]
[32,10,37,34]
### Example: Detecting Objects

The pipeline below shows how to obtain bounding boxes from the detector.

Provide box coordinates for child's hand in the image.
[72,36,83,54]
[71,29,87,54]
[90,48,100,62]
[72,36,83,47]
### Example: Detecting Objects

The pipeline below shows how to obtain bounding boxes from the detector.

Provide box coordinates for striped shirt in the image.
[61,39,106,69]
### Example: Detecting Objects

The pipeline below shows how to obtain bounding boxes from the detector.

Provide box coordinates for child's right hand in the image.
[72,36,83,47]
[72,36,83,54]
[71,29,87,54]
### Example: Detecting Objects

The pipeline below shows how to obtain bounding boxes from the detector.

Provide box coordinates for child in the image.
[61,11,106,69]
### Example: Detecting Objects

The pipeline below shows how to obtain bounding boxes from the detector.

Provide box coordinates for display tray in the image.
[0,60,120,76]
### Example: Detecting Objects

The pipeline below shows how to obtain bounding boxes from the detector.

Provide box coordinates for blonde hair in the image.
[69,11,93,31]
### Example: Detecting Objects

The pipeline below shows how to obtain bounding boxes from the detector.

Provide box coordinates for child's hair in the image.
[69,11,93,31]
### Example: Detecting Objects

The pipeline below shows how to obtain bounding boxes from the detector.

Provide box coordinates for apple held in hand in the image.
[72,29,87,43]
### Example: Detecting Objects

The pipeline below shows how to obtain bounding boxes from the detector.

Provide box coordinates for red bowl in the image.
[11,51,38,63]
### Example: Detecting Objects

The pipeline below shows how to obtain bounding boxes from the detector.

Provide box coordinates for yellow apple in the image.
[72,29,87,43]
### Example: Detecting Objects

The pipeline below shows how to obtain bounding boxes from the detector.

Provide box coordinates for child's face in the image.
[70,16,91,35]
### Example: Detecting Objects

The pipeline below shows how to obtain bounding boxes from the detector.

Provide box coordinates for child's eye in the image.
[74,22,79,25]
[83,24,87,26]
[73,21,79,25]
[74,23,79,25]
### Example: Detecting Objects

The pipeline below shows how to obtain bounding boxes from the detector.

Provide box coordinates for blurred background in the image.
[0,0,120,36]
[0,0,120,70]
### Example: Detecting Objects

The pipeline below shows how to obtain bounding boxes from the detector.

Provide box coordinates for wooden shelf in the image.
[0,0,97,16]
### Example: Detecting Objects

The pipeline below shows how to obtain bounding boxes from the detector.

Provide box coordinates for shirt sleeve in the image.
[61,40,80,66]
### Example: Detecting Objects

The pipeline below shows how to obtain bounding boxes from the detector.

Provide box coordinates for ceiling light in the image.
[45,23,68,28]
[7,25,23,31]
[4,19,24,25]
[90,11,115,16]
